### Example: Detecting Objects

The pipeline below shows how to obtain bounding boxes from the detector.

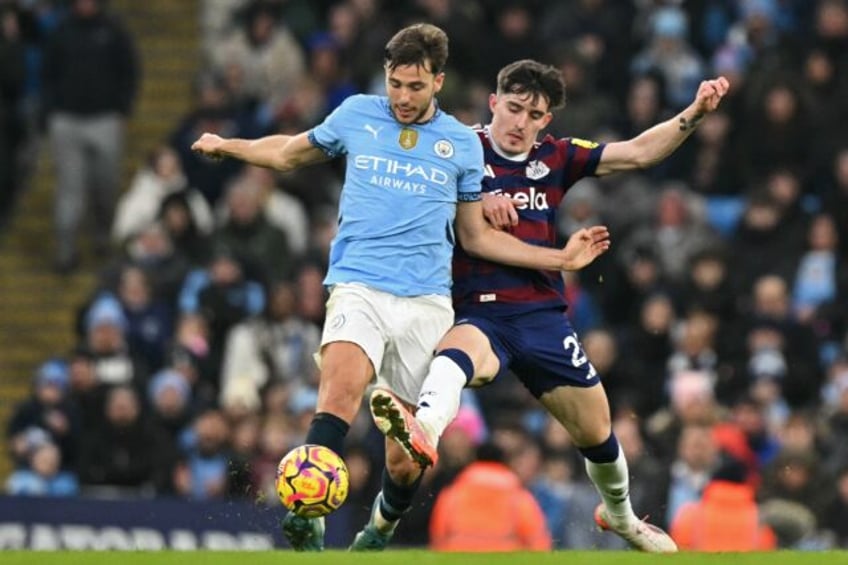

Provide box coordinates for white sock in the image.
[584,446,636,525]
[415,355,467,441]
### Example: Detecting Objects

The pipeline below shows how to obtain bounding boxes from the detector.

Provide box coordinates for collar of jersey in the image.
[382,97,442,125]
[484,125,530,162]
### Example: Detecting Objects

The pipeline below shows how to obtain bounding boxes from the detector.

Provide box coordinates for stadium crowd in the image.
[3,0,848,551]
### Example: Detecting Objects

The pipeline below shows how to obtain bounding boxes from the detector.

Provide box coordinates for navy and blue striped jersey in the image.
[452,127,606,314]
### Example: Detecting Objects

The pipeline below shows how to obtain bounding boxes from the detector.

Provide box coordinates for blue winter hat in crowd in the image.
[35,359,70,390]
[148,369,191,404]
[652,7,688,39]
[86,295,128,333]
[742,0,778,21]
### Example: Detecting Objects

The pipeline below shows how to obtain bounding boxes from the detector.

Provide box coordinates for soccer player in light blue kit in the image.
[192,23,610,551]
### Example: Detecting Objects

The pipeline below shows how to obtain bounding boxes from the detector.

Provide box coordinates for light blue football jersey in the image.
[308,94,483,296]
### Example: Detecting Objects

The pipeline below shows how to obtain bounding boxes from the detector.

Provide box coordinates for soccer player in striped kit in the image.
[370,59,728,552]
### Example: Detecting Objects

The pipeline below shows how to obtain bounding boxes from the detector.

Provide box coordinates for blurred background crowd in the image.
[2,0,848,551]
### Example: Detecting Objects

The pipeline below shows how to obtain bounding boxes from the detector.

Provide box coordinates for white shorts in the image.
[317,283,454,404]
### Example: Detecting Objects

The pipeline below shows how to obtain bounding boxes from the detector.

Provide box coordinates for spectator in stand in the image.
[158,191,213,267]
[620,183,721,285]
[213,170,297,283]
[168,313,218,407]
[726,193,798,297]
[77,385,175,495]
[667,309,721,378]
[111,145,214,246]
[759,447,835,528]
[229,165,309,256]
[42,0,139,273]
[147,368,194,441]
[80,295,151,389]
[106,265,173,372]
[675,249,736,333]
[764,168,811,258]
[733,275,821,408]
[663,422,720,526]
[670,455,777,551]
[173,408,235,500]
[65,345,108,434]
[429,441,552,552]
[102,221,192,310]
[631,7,706,111]
[211,0,305,112]
[219,279,320,411]
[5,439,78,497]
[605,241,667,322]
[617,293,676,417]
[178,247,265,383]
[7,359,79,471]
[791,213,848,361]
[646,369,720,462]
[740,81,812,186]
[303,30,358,116]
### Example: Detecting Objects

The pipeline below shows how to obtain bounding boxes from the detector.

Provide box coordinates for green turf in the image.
[1,551,845,565]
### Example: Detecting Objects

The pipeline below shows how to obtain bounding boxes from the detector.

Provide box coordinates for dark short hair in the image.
[496,59,567,110]
[384,23,448,75]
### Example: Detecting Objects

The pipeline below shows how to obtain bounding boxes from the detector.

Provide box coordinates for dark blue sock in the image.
[379,467,423,521]
[578,432,620,464]
[305,412,349,457]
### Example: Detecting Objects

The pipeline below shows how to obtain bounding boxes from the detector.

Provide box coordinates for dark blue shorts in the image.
[455,308,601,398]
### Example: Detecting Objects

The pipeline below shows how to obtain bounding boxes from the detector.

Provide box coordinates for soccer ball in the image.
[276,444,350,518]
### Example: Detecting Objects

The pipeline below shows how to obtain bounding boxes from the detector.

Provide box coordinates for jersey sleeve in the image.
[308,95,358,158]
[562,137,606,183]
[457,130,484,202]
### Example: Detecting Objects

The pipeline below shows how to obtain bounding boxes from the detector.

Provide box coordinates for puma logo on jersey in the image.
[364,124,383,139]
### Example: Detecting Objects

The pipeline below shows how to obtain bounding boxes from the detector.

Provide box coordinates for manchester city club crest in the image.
[398,127,418,150]
[434,139,454,158]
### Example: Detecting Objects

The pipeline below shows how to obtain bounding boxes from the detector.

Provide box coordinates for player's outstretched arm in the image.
[595,76,729,176]
[191,131,329,172]
[456,201,610,271]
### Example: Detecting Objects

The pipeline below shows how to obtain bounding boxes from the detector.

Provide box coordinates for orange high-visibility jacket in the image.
[670,480,777,551]
[429,461,552,552]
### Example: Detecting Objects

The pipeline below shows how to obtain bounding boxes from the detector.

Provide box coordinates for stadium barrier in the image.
[0,495,352,550]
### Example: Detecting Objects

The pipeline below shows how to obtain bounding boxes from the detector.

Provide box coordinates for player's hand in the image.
[560,225,610,270]
[191,132,226,160]
[693,76,730,115]
[482,193,518,230]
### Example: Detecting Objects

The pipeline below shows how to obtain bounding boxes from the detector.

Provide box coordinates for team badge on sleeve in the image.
[434,139,454,158]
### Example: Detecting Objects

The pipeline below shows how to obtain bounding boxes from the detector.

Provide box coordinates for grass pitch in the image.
[2,550,845,565]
